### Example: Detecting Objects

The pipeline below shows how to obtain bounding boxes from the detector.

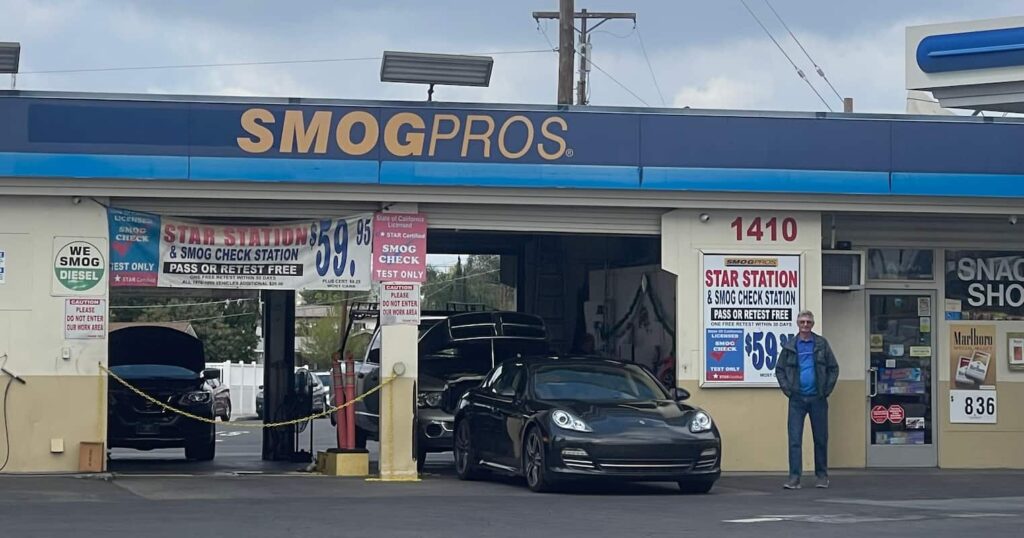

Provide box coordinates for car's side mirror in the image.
[671,387,690,401]
[497,387,516,398]
[202,368,221,381]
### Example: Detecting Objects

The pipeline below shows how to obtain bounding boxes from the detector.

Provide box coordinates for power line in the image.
[636,25,667,107]
[111,298,257,310]
[762,0,844,104]
[577,47,651,107]
[738,0,833,112]
[166,311,259,324]
[18,49,553,76]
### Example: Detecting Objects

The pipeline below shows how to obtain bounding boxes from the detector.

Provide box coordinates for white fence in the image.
[206,360,263,418]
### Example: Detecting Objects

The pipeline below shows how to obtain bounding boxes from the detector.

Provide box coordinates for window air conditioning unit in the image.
[822,250,865,291]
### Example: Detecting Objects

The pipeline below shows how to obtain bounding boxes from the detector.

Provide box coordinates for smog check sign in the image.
[372,213,427,283]
[52,237,108,296]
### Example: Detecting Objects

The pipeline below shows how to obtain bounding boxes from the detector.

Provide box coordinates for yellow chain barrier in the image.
[99,362,396,429]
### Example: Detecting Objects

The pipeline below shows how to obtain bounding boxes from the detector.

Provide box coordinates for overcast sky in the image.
[3,1,1021,113]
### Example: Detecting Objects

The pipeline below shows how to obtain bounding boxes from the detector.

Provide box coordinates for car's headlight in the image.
[551,410,592,432]
[417,392,442,408]
[690,411,713,433]
[180,391,211,405]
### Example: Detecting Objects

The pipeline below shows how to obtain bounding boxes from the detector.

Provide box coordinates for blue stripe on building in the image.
[380,162,639,189]
[641,168,891,194]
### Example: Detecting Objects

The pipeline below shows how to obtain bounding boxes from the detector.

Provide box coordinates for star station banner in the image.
[107,207,373,290]
[702,253,801,386]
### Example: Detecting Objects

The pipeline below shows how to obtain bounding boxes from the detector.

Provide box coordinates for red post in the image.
[344,351,357,450]
[331,352,347,449]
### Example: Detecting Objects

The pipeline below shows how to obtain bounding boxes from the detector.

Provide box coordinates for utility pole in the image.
[534,5,636,105]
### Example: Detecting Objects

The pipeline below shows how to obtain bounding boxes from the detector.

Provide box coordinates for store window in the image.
[867,249,934,281]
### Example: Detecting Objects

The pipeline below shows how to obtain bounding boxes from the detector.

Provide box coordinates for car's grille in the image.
[124,392,177,415]
[595,459,695,473]
[694,448,719,471]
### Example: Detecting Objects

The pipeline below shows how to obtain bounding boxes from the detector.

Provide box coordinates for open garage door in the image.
[424,203,664,235]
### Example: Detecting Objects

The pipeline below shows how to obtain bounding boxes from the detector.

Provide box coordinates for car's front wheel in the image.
[677,479,715,494]
[185,436,215,461]
[523,428,555,493]
[454,421,481,480]
[220,401,231,422]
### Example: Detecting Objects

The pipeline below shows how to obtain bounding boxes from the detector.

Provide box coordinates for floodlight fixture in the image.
[0,42,19,74]
[0,42,20,90]
[380,51,493,101]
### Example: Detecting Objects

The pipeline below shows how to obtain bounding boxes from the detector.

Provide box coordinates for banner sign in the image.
[945,250,1024,320]
[372,212,427,283]
[107,208,372,290]
[108,208,161,287]
[380,283,421,326]
[702,253,800,385]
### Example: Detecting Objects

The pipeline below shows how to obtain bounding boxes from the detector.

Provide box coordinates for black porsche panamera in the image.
[453,356,721,493]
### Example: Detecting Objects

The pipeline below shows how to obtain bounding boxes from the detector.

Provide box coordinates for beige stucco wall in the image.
[0,196,109,473]
[663,209,831,471]
[937,320,1024,468]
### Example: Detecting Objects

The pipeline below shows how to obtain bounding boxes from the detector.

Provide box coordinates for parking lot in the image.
[2,461,1022,538]
[27,420,1024,537]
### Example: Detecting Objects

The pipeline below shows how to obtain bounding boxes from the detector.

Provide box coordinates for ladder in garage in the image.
[531,235,569,353]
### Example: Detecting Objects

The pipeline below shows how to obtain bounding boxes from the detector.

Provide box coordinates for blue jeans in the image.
[788,395,829,479]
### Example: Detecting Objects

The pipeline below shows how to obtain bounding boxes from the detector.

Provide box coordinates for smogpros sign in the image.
[946,250,1024,320]
[52,237,108,296]
[236,109,569,161]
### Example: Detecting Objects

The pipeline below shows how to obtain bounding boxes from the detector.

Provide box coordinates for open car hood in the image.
[109,326,206,373]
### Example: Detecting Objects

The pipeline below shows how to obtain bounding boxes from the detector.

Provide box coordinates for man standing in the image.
[775,310,839,489]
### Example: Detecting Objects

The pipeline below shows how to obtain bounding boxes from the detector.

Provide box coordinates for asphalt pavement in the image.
[5,419,1023,538]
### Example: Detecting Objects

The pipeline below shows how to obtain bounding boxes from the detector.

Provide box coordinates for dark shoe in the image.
[783,476,801,490]
[815,476,830,489]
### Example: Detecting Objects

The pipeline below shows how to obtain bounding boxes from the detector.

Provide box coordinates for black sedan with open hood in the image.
[453,356,721,493]
[108,326,220,461]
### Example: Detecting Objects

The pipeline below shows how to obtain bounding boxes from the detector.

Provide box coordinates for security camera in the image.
[699,213,711,223]
[1010,216,1018,225]
[71,196,82,205]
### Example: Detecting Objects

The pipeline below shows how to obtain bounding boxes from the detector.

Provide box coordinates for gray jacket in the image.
[775,333,839,398]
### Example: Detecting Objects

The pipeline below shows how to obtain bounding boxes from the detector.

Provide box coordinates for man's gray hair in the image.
[797,310,815,320]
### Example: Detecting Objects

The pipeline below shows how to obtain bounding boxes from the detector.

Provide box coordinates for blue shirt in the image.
[797,337,817,396]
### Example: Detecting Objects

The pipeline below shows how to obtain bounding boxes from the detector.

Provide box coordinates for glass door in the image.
[866,292,937,467]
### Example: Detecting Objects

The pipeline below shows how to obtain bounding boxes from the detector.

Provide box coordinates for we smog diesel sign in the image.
[52,238,107,294]
[235,108,570,160]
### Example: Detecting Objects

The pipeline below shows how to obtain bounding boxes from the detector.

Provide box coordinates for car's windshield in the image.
[110,364,197,379]
[532,364,667,402]
[316,373,331,387]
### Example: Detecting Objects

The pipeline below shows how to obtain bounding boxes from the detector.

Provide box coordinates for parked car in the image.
[107,325,218,461]
[315,371,337,426]
[453,356,722,493]
[255,368,328,421]
[255,385,264,419]
[305,368,329,415]
[203,372,232,421]
[353,311,550,472]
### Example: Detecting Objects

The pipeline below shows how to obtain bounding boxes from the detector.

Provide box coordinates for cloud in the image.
[673,76,767,110]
